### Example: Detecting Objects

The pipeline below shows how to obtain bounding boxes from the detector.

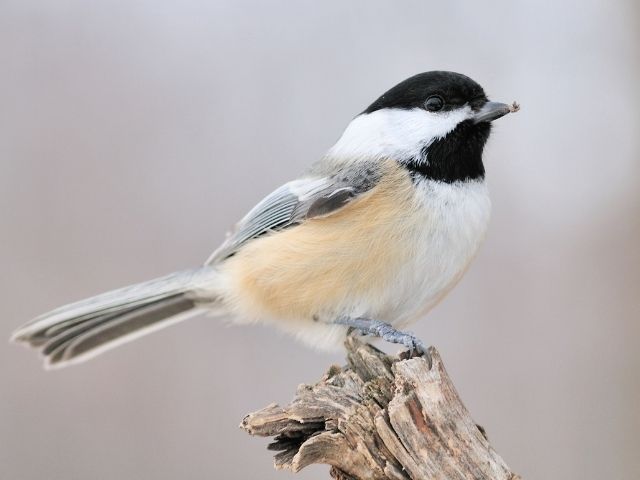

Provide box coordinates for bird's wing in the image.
[206,168,379,264]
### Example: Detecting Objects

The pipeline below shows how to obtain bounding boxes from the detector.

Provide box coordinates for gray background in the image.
[1,1,638,479]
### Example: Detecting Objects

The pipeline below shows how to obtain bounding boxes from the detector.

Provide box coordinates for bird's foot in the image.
[335,317,431,366]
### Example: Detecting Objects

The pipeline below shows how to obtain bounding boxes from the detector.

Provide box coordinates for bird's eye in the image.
[424,95,444,112]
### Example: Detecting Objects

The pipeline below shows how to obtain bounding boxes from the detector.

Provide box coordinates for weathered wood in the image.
[241,337,521,480]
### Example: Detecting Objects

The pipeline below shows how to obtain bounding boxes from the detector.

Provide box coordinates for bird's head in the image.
[328,71,518,182]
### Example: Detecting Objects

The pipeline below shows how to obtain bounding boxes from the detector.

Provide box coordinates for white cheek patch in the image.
[328,106,473,162]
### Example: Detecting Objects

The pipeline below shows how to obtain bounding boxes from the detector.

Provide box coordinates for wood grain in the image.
[241,337,521,480]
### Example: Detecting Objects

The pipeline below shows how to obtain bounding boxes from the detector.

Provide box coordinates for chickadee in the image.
[12,71,519,369]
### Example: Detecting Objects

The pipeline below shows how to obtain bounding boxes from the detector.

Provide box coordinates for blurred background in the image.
[1,1,638,479]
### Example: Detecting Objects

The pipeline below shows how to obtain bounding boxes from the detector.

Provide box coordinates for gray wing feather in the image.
[206,172,374,264]
[305,187,356,218]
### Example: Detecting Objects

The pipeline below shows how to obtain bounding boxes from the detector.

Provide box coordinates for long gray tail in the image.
[11,267,219,369]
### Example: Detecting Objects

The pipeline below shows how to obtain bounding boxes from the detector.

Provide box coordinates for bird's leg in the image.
[334,317,431,365]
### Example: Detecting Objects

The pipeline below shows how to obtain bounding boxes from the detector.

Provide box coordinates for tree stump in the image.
[241,337,521,480]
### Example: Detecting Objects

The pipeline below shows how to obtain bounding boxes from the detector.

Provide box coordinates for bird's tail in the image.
[11,266,219,369]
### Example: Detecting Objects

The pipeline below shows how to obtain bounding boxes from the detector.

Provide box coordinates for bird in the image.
[11,71,519,369]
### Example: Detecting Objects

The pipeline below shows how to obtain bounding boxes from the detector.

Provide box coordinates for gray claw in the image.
[334,317,431,366]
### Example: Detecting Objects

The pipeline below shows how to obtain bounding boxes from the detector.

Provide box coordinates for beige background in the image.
[1,1,639,479]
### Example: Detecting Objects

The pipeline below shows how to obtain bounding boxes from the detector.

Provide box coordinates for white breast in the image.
[369,178,491,327]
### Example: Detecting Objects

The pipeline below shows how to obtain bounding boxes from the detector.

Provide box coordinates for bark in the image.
[241,337,521,480]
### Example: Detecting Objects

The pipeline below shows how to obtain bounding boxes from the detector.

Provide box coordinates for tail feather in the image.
[45,295,199,368]
[12,267,218,369]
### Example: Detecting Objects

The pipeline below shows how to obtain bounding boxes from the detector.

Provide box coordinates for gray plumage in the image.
[207,161,381,264]
[11,267,216,368]
[12,161,383,368]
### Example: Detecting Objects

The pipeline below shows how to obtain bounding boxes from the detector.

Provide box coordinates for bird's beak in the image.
[472,101,520,124]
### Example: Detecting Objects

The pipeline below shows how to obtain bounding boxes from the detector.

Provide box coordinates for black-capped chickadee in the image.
[12,71,519,369]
